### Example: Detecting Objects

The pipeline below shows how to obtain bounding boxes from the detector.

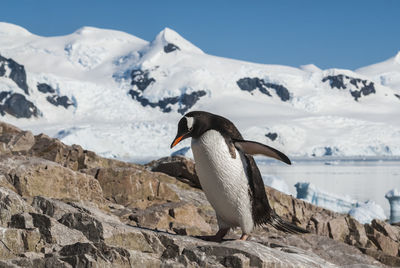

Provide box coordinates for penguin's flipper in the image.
[233,140,291,165]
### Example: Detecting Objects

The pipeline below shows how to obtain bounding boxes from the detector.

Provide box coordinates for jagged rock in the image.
[0,121,399,267]
[27,132,136,171]
[328,217,350,241]
[29,212,89,246]
[0,156,104,204]
[0,122,35,153]
[31,196,81,221]
[37,83,56,94]
[0,256,72,268]
[146,155,201,189]
[129,201,211,236]
[0,55,29,94]
[322,74,376,101]
[164,43,180,53]
[346,216,369,247]
[265,132,278,141]
[0,93,40,118]
[0,187,35,227]
[236,77,291,101]
[359,247,400,267]
[59,242,131,267]
[130,69,155,91]
[0,227,42,260]
[371,219,399,242]
[366,225,399,257]
[93,166,179,209]
[9,213,35,230]
[59,213,104,243]
[46,95,74,109]
[128,88,206,114]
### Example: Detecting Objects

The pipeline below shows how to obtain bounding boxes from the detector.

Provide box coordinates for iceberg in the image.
[385,189,400,224]
[295,182,386,224]
[263,175,291,195]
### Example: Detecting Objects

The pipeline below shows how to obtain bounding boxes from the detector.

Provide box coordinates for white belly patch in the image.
[191,130,254,232]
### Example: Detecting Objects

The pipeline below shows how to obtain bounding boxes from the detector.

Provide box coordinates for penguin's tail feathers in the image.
[268,212,309,234]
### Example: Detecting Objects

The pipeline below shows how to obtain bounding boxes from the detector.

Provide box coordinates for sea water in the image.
[257,159,400,217]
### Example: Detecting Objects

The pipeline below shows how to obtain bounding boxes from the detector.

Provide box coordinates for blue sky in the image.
[2,0,399,69]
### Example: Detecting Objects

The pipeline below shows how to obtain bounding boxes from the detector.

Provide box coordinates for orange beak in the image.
[170,135,184,148]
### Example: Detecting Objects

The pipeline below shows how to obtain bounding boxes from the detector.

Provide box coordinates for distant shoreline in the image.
[257,156,400,163]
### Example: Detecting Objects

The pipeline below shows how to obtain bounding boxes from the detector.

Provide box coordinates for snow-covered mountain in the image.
[1,22,399,162]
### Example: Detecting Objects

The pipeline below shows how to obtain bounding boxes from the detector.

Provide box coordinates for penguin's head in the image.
[170,111,211,148]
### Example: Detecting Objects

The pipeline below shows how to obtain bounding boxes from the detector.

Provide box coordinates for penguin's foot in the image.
[196,228,229,242]
[239,233,249,241]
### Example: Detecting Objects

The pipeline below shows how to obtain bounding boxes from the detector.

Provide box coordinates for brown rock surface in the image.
[146,155,201,189]
[0,155,104,204]
[0,120,399,267]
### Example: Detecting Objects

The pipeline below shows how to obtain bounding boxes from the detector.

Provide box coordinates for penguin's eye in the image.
[188,126,193,131]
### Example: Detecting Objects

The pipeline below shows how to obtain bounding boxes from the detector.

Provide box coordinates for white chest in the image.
[191,130,253,229]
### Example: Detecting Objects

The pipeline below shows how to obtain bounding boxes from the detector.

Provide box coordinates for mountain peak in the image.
[0,22,32,36]
[152,27,203,54]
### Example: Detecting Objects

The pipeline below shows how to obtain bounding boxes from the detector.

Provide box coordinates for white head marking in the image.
[185,116,194,130]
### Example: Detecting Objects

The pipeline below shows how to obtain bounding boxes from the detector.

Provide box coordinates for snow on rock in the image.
[385,189,400,224]
[0,22,400,162]
[295,182,386,223]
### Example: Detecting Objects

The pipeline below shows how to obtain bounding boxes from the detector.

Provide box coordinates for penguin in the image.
[171,111,308,241]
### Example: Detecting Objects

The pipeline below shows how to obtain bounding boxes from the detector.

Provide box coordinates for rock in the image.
[0,122,35,153]
[31,196,93,222]
[223,253,250,268]
[359,247,400,267]
[30,213,89,246]
[0,227,42,260]
[0,256,72,268]
[328,217,350,241]
[346,216,369,247]
[0,187,35,227]
[1,120,399,267]
[9,213,35,230]
[0,55,29,94]
[0,156,104,204]
[164,43,180,53]
[27,133,136,171]
[236,77,291,101]
[0,93,40,119]
[146,155,201,189]
[371,219,399,242]
[102,223,154,253]
[128,88,206,114]
[46,95,74,109]
[58,212,104,243]
[93,167,179,208]
[37,83,56,94]
[366,229,399,257]
[59,242,131,267]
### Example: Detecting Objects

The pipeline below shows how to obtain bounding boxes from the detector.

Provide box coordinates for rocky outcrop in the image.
[236,77,291,101]
[0,54,29,94]
[322,74,376,101]
[128,68,207,114]
[0,93,40,118]
[146,155,201,189]
[164,43,180,53]
[0,120,399,267]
